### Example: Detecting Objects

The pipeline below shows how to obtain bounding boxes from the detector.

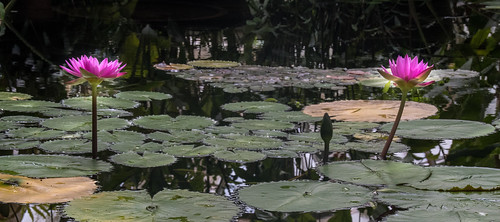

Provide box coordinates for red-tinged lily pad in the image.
[302,100,438,122]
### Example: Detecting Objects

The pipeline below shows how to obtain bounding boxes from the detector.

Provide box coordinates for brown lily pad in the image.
[302,100,437,122]
[0,173,97,204]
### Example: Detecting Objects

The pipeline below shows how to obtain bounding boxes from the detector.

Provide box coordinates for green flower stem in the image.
[380,90,408,160]
[91,83,98,159]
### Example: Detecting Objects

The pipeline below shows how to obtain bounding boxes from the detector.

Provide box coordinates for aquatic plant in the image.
[377,55,434,159]
[60,55,126,159]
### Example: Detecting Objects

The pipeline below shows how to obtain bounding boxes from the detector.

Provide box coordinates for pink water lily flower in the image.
[378,55,434,92]
[60,55,126,80]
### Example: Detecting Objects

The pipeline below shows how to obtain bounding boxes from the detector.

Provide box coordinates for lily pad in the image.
[147,130,208,143]
[223,86,249,93]
[0,139,40,150]
[133,115,215,131]
[114,91,172,101]
[65,189,240,222]
[281,141,321,153]
[379,119,496,140]
[109,142,164,153]
[260,111,322,123]
[0,92,32,100]
[110,151,177,168]
[0,121,22,131]
[222,101,291,114]
[303,100,438,122]
[39,139,108,154]
[262,149,299,158]
[288,132,348,144]
[408,166,500,191]
[82,130,146,143]
[187,60,240,68]
[316,160,431,186]
[251,130,289,138]
[7,128,67,140]
[0,155,112,178]
[0,100,61,112]
[0,173,97,204]
[41,116,131,131]
[0,115,45,123]
[231,119,295,131]
[37,107,84,117]
[212,150,267,163]
[491,118,499,129]
[332,121,380,135]
[154,62,193,71]
[238,180,372,213]
[203,134,283,150]
[204,126,249,135]
[339,141,409,153]
[385,209,496,222]
[96,109,133,117]
[163,145,223,158]
[62,96,139,110]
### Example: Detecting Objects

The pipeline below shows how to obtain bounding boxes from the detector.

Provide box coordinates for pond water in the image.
[0,0,499,221]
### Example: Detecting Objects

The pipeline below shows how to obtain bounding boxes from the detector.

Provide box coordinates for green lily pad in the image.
[0,155,112,178]
[41,116,131,131]
[37,108,84,117]
[65,189,240,222]
[39,139,108,154]
[110,151,177,168]
[133,115,215,131]
[0,100,61,112]
[316,160,431,186]
[0,121,21,131]
[231,119,295,131]
[493,119,500,129]
[114,91,172,101]
[212,150,267,163]
[238,180,372,213]
[0,92,32,100]
[249,84,276,92]
[377,188,500,222]
[251,130,288,138]
[262,149,299,158]
[62,96,139,110]
[0,115,45,123]
[288,132,348,144]
[203,134,283,150]
[96,109,133,117]
[281,141,321,153]
[7,128,67,140]
[0,139,40,150]
[163,145,223,157]
[260,111,322,123]
[223,85,249,93]
[147,130,208,143]
[187,60,240,68]
[109,142,164,153]
[221,101,291,114]
[332,121,380,135]
[203,126,249,135]
[408,166,500,191]
[379,119,496,140]
[82,130,146,143]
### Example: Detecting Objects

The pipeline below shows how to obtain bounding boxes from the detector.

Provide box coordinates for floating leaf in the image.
[37,107,84,117]
[0,92,32,100]
[332,121,380,135]
[0,121,21,131]
[62,96,139,110]
[0,115,44,123]
[251,130,288,138]
[316,160,431,186]
[39,139,108,154]
[7,128,67,140]
[339,141,409,154]
[385,209,496,222]
[187,60,240,68]
[212,150,267,163]
[0,100,61,112]
[110,151,176,168]
[223,85,249,93]
[163,145,223,158]
[303,100,438,122]
[153,62,193,70]
[0,139,40,150]
[379,119,496,140]
[82,130,146,143]
[0,173,97,204]
[288,132,348,144]
[260,111,322,123]
[147,130,208,143]
[238,181,372,213]
[114,91,172,101]
[203,134,283,150]
[492,119,500,129]
[0,155,112,178]
[133,115,215,131]
[96,109,133,117]
[109,142,164,153]
[65,189,240,222]
[41,116,131,131]
[281,141,321,153]
[262,149,299,158]
[408,166,500,191]
[231,119,295,131]
[204,126,249,135]
[222,101,291,114]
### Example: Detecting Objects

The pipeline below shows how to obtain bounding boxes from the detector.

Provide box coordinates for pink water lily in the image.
[60,55,126,80]
[378,55,434,92]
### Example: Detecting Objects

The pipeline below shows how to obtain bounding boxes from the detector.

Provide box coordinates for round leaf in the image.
[133,115,215,131]
[62,96,139,110]
[110,151,177,168]
[222,101,291,114]
[114,91,172,101]
[41,116,131,131]
[212,150,267,163]
[409,166,500,191]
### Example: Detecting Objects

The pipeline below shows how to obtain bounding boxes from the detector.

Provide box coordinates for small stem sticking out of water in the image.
[320,113,333,164]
